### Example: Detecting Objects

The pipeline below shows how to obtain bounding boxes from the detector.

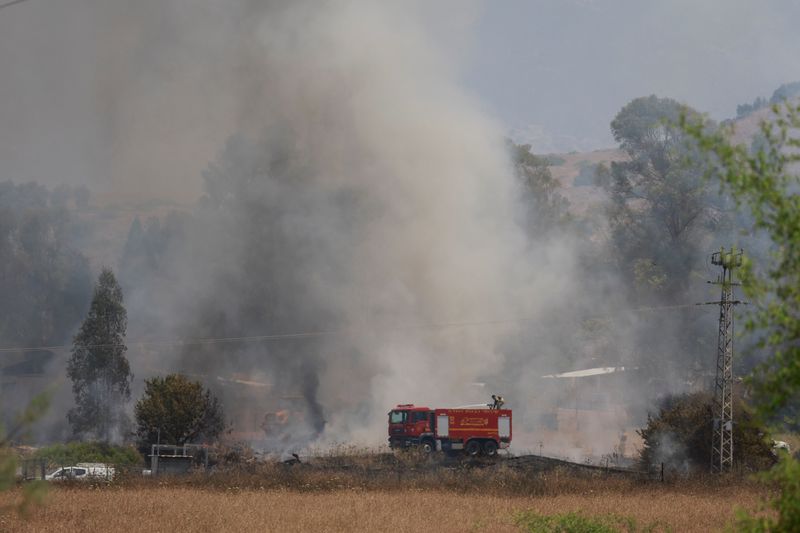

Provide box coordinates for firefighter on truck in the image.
[387,395,512,456]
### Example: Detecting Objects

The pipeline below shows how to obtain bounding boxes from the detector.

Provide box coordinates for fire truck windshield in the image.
[389,410,407,424]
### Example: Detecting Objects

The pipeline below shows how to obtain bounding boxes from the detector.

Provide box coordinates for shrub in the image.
[33,441,142,466]
[638,392,774,473]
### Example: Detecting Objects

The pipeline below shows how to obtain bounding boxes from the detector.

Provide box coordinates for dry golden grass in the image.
[0,482,767,533]
[1,449,774,532]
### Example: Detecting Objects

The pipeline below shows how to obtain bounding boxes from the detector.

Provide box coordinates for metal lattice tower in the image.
[709,247,742,473]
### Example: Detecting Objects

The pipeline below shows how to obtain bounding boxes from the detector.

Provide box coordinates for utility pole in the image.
[708,247,743,473]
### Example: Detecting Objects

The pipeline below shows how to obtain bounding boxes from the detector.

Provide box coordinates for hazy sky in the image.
[0,0,798,195]
[464,0,800,152]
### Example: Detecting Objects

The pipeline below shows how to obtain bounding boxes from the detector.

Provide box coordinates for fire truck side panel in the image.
[433,408,512,449]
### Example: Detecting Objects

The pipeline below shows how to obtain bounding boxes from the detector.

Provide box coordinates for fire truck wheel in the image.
[465,440,481,456]
[420,440,434,454]
[482,440,498,456]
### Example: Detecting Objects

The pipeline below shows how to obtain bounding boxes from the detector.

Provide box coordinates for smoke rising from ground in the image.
[1,1,734,455]
[109,0,587,448]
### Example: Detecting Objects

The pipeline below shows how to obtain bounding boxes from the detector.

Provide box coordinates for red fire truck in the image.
[387,397,512,456]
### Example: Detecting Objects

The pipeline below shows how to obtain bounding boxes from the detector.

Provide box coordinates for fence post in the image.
[660,462,664,482]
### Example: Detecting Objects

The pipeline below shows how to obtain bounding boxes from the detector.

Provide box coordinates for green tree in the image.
[684,102,800,419]
[682,102,800,531]
[508,141,570,233]
[595,96,725,382]
[67,268,132,441]
[32,441,142,466]
[134,374,225,446]
[597,95,717,303]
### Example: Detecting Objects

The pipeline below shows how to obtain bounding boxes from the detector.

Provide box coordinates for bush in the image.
[638,392,774,473]
[33,441,142,466]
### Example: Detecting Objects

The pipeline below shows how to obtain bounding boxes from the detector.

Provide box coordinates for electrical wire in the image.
[0,319,532,353]
[0,303,709,354]
[0,0,32,11]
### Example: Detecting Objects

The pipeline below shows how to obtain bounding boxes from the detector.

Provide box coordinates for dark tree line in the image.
[0,181,92,349]
[736,80,800,119]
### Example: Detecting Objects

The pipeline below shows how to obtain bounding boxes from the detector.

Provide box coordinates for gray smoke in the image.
[2,0,748,456]
[108,0,585,449]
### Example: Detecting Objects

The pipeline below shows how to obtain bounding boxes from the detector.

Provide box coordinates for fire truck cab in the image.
[388,404,437,453]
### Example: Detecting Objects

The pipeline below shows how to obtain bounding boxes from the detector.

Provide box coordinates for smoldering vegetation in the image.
[92,446,760,497]
[637,391,776,474]
[0,0,791,464]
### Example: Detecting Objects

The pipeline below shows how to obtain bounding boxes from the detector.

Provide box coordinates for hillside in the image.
[543,148,624,217]
[539,106,781,219]
[72,107,778,273]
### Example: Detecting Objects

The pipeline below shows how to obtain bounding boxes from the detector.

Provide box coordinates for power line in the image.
[0,303,709,354]
[0,0,32,11]
[0,331,336,354]
[0,318,533,353]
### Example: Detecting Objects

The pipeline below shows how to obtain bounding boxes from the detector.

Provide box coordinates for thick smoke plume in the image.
[3,1,694,455]
[115,0,584,449]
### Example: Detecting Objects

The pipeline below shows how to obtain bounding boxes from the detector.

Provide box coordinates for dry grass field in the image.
[0,481,768,532]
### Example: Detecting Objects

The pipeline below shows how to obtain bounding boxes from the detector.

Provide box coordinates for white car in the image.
[46,463,115,481]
